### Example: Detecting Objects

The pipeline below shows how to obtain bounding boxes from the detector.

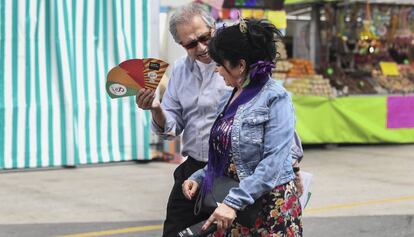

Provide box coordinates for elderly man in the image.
[136,3,229,236]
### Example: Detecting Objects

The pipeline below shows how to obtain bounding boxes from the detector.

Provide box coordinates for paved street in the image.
[0,144,413,237]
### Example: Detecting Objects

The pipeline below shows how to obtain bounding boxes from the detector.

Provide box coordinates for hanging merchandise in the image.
[241,8,254,17]
[212,0,414,96]
[323,1,414,96]
[209,0,287,33]
[359,1,377,41]
[199,0,225,10]
[267,10,287,29]
[252,9,265,18]
[229,8,240,19]
[223,0,284,10]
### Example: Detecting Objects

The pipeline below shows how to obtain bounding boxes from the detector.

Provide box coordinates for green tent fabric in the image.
[293,95,414,144]
[0,0,151,169]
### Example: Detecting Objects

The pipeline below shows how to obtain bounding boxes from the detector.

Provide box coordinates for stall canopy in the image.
[285,0,414,5]
[0,0,152,170]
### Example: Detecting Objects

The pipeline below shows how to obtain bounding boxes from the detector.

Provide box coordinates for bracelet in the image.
[293,166,300,173]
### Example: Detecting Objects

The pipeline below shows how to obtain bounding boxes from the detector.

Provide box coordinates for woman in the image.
[182,19,302,236]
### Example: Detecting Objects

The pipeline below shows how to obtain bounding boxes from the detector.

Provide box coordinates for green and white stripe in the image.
[0,0,151,169]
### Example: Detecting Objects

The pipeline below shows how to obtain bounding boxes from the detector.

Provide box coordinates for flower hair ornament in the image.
[238,11,248,33]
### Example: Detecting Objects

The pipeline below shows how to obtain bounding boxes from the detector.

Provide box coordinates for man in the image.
[136,3,229,236]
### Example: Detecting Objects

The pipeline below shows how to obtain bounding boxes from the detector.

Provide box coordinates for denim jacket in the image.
[189,78,296,211]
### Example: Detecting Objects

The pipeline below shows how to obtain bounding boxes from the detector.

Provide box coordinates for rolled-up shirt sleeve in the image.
[150,68,185,140]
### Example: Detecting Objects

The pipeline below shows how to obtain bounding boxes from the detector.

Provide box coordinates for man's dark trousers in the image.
[162,157,209,237]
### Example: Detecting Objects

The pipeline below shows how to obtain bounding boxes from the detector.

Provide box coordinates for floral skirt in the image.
[212,162,303,237]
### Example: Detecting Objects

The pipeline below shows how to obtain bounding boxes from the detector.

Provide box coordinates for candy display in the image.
[283,75,336,97]
[286,59,316,77]
[398,64,414,83]
[275,60,292,72]
[376,75,414,94]
[322,67,380,95]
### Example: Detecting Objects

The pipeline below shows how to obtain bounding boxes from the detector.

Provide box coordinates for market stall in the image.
[202,0,414,143]
[282,0,414,143]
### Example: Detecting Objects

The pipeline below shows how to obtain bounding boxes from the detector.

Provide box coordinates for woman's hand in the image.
[182,180,199,200]
[202,203,237,231]
[294,172,304,197]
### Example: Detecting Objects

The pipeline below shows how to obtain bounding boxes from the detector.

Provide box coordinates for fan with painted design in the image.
[106,58,169,98]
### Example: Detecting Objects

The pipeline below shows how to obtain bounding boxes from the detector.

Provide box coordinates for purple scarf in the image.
[201,116,234,196]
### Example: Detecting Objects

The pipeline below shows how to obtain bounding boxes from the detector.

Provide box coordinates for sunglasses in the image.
[180,31,212,50]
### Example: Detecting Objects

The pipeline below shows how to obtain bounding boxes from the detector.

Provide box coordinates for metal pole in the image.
[310,4,321,69]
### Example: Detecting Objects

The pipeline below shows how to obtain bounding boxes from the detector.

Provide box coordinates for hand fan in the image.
[106,58,169,98]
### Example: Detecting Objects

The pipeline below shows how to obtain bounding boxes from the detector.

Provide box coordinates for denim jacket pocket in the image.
[241,108,270,145]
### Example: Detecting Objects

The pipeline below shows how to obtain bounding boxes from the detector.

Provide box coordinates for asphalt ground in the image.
[0,144,413,237]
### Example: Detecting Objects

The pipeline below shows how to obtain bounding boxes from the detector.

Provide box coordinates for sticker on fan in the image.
[148,72,158,82]
[149,62,161,70]
[109,83,127,96]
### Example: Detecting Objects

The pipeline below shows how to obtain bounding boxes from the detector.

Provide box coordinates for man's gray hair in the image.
[169,3,215,43]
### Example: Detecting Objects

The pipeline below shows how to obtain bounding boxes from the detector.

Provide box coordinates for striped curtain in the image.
[0,0,151,169]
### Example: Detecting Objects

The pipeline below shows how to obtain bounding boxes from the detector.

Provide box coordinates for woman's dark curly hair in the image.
[208,19,282,70]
